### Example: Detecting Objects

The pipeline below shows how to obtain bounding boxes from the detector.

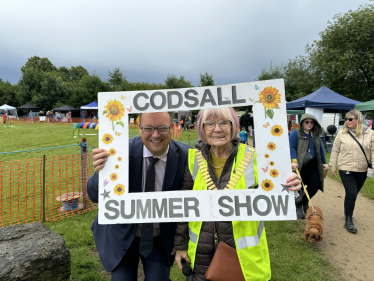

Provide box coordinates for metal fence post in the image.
[42,155,46,222]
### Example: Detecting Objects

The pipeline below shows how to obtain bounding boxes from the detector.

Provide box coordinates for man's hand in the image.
[331,170,337,177]
[93,148,109,172]
[286,173,302,191]
[175,250,191,270]
[323,164,329,171]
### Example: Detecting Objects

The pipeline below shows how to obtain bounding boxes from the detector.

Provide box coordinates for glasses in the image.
[140,126,171,135]
[203,120,232,130]
[304,120,314,125]
[345,118,356,122]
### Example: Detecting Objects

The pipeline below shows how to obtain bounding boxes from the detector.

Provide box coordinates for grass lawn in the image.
[1,122,339,280]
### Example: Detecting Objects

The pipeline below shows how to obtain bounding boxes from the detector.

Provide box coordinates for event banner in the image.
[98,79,296,224]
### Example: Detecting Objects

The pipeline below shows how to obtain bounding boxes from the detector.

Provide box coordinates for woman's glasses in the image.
[345,118,356,122]
[203,120,231,130]
[304,120,314,125]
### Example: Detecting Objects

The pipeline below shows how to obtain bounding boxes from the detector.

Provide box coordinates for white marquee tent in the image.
[0,104,18,118]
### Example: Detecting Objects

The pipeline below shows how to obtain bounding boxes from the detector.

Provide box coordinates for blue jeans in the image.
[111,236,171,281]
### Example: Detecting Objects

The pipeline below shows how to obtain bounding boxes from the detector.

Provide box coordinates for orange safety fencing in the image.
[0,152,96,227]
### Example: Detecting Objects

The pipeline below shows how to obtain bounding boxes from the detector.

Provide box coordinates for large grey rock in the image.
[0,222,71,281]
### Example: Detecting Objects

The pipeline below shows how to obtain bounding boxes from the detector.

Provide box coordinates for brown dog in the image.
[304,206,324,243]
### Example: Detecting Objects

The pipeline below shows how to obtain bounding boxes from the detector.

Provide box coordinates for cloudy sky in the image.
[0,0,369,86]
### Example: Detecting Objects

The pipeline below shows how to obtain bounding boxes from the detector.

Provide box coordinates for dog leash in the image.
[294,168,318,216]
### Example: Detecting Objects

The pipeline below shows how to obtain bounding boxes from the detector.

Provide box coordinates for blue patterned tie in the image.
[139,157,159,258]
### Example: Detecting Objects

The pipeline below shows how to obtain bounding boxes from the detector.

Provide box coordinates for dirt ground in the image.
[302,176,374,281]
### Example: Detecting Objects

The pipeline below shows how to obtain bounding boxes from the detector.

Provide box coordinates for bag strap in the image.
[348,131,371,167]
[304,131,312,152]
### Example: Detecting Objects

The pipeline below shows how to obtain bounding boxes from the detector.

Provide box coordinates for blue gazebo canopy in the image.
[81,101,98,109]
[286,86,360,112]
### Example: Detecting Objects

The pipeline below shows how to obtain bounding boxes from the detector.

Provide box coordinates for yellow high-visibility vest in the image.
[187,144,271,281]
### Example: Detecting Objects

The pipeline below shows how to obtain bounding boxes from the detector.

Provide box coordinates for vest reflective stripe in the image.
[187,144,271,280]
[188,227,198,244]
[236,221,264,250]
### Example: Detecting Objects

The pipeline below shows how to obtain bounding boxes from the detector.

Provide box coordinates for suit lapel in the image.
[162,141,179,191]
[129,138,143,193]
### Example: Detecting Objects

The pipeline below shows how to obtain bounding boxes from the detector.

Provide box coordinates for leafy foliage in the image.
[165,73,193,89]
[199,72,214,86]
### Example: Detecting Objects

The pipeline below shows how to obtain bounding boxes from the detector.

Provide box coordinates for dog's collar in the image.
[308,212,323,221]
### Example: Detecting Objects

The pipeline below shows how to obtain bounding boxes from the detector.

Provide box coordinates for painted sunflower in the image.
[258,86,281,109]
[261,179,274,192]
[115,164,119,169]
[267,142,276,151]
[114,184,125,195]
[269,169,279,178]
[269,161,275,166]
[105,99,125,122]
[271,125,283,137]
[118,157,122,161]
[264,153,270,159]
[108,148,116,156]
[110,173,118,181]
[102,133,113,145]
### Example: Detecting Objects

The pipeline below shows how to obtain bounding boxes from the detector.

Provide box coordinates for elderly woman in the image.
[174,107,301,281]
[330,110,374,233]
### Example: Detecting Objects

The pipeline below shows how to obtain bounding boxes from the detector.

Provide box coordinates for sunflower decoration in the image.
[261,179,274,192]
[269,161,275,166]
[103,99,125,131]
[267,142,276,151]
[110,173,118,181]
[114,184,125,195]
[271,125,283,137]
[108,148,116,156]
[249,86,281,119]
[264,153,270,159]
[118,157,122,161]
[115,164,119,169]
[102,133,113,145]
[269,169,279,178]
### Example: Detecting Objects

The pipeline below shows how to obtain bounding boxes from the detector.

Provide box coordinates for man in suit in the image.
[87,112,189,281]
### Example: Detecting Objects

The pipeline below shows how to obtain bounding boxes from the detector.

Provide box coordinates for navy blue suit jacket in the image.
[87,136,190,272]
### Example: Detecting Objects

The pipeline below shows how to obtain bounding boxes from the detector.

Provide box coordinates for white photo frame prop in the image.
[98,79,296,224]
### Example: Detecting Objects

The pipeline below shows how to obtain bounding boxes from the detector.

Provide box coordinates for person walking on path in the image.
[289,113,328,219]
[239,127,249,144]
[29,110,33,123]
[239,109,251,133]
[329,110,374,234]
[66,111,71,123]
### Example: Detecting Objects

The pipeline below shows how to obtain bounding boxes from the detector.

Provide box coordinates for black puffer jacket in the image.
[174,138,241,281]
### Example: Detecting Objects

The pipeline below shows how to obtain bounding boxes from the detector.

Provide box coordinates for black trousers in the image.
[300,158,321,204]
[339,170,367,217]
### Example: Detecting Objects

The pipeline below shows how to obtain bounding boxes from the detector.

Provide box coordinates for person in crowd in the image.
[239,109,251,133]
[185,114,191,130]
[174,107,302,281]
[2,111,7,124]
[180,114,185,130]
[249,112,255,147]
[29,110,33,123]
[239,126,249,144]
[87,112,189,281]
[329,110,374,233]
[66,111,71,123]
[289,113,329,219]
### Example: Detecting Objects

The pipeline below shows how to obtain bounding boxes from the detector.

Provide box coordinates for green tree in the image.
[307,3,374,101]
[0,79,18,106]
[23,56,56,73]
[120,80,167,91]
[108,67,126,91]
[199,72,214,86]
[165,74,193,89]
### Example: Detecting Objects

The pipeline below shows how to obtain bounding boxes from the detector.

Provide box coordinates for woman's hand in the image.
[323,164,329,171]
[92,148,109,172]
[291,162,299,170]
[330,170,337,177]
[286,173,302,191]
[175,250,191,270]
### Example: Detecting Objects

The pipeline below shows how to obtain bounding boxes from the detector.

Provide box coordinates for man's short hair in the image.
[138,112,173,125]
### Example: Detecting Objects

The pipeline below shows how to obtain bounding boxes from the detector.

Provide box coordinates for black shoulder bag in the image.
[348,131,372,169]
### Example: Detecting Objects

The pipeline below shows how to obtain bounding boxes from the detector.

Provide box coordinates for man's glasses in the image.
[203,120,231,130]
[140,126,171,135]
[345,118,356,122]
[304,120,314,125]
